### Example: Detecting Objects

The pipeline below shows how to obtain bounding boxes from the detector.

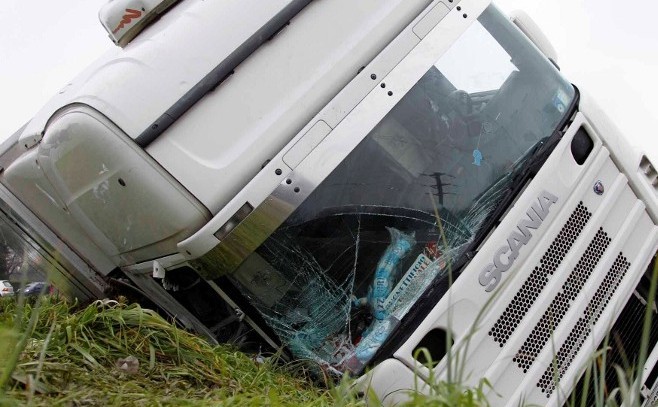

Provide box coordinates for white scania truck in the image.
[2,0,658,404]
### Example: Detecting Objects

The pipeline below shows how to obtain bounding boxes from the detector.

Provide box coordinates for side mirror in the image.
[509,10,559,67]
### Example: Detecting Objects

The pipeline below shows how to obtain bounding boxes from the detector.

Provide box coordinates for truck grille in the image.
[537,252,631,396]
[469,143,658,405]
[489,202,592,346]
[571,270,658,405]
[514,228,611,372]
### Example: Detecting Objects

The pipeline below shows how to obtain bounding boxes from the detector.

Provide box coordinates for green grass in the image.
[0,278,655,407]
[0,295,496,406]
[0,296,362,406]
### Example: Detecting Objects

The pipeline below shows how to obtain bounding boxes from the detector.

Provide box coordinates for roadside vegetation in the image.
[0,263,655,407]
[0,296,361,406]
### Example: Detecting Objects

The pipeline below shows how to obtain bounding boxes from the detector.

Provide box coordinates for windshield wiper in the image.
[463,132,561,258]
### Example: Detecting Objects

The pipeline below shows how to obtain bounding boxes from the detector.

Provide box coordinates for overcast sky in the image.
[1,0,657,159]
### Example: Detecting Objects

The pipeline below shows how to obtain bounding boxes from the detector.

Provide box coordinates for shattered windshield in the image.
[223,5,575,374]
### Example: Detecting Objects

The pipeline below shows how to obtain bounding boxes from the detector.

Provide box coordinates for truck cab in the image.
[2,0,658,405]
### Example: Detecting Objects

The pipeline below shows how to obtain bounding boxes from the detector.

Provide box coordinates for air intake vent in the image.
[489,202,591,346]
[514,228,611,372]
[571,128,593,165]
[537,253,631,397]
[572,266,658,405]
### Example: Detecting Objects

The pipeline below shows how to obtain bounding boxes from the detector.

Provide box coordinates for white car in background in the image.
[0,280,14,296]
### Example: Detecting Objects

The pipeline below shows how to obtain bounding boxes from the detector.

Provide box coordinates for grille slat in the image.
[572,278,658,405]
[537,253,632,397]
[514,228,611,371]
[489,202,592,346]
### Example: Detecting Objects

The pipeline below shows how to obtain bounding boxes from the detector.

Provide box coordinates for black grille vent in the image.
[537,253,631,397]
[571,269,658,405]
[515,228,611,372]
[489,202,592,346]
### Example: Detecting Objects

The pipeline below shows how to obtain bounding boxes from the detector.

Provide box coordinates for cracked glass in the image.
[224,5,575,374]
